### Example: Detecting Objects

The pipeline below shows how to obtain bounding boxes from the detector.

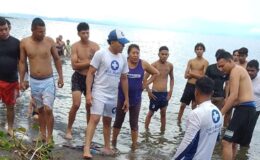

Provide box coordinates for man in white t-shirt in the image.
[83,29,129,159]
[173,77,223,160]
[246,60,260,132]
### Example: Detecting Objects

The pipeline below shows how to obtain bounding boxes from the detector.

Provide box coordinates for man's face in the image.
[78,30,89,42]
[233,51,239,62]
[238,54,247,64]
[0,23,10,40]
[158,50,169,63]
[195,46,204,57]
[247,66,258,80]
[217,58,231,74]
[111,41,124,54]
[32,26,45,41]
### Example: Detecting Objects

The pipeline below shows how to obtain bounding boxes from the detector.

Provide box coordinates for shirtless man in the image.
[217,51,256,160]
[0,17,20,136]
[19,18,63,143]
[177,43,208,124]
[237,47,248,68]
[144,46,174,132]
[65,22,99,140]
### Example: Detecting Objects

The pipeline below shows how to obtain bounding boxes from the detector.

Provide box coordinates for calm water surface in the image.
[0,18,260,159]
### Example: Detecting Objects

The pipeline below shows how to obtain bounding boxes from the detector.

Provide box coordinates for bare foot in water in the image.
[83,146,93,159]
[7,129,14,137]
[65,131,73,140]
[100,148,115,156]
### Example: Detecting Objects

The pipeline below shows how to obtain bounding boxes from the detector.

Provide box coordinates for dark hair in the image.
[215,49,225,58]
[77,22,89,32]
[0,17,7,26]
[127,44,140,54]
[31,17,45,30]
[247,59,259,70]
[195,76,214,95]
[159,46,169,52]
[216,51,233,61]
[194,42,205,51]
[232,49,238,55]
[238,47,248,56]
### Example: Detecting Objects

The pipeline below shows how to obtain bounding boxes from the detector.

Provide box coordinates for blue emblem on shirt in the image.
[111,60,119,70]
[212,109,220,123]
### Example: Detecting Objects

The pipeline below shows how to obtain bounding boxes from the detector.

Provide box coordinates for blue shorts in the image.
[30,76,56,109]
[149,92,168,112]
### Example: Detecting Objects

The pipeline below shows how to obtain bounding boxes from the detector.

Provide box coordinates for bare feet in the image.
[131,143,138,151]
[83,146,93,159]
[65,130,73,140]
[7,129,14,137]
[100,148,115,156]
[111,139,117,148]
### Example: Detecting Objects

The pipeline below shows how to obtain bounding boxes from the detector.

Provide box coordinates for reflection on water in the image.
[0,17,260,159]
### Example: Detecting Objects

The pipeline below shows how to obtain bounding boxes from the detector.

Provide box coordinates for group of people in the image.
[0,16,259,160]
[55,34,72,57]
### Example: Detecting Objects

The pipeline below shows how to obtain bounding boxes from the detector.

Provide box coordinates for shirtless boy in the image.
[217,51,256,160]
[177,43,208,124]
[65,22,99,140]
[19,18,63,143]
[144,46,174,132]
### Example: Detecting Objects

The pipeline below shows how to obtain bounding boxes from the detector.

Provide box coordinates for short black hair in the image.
[159,46,169,52]
[216,51,233,61]
[232,49,238,55]
[31,17,45,30]
[195,76,214,95]
[77,22,89,32]
[0,17,7,26]
[127,44,140,54]
[247,59,259,70]
[238,47,248,56]
[194,42,205,51]
[215,49,225,58]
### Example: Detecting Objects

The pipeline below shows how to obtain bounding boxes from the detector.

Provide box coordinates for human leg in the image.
[145,111,154,130]
[6,105,14,136]
[222,140,233,160]
[160,107,167,132]
[66,91,82,139]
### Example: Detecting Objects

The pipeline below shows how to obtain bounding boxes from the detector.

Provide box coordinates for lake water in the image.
[1,17,260,160]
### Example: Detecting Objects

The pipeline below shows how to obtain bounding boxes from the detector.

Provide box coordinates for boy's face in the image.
[78,30,89,42]
[238,54,247,64]
[195,46,204,57]
[158,50,169,63]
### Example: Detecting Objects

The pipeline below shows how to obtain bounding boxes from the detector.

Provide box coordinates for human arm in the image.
[51,40,64,88]
[167,64,174,100]
[142,61,159,89]
[184,60,191,79]
[71,45,91,70]
[221,70,239,115]
[120,73,129,112]
[188,60,209,79]
[86,66,96,107]
[19,40,29,91]
[173,112,200,159]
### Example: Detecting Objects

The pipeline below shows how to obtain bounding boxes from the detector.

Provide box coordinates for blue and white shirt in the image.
[173,100,223,160]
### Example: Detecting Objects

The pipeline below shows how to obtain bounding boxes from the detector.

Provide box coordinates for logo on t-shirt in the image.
[212,109,220,123]
[111,60,119,70]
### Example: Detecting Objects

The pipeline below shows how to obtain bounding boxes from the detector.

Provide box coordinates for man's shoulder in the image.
[9,36,20,43]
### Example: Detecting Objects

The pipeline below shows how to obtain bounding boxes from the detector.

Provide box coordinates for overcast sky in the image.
[1,0,260,34]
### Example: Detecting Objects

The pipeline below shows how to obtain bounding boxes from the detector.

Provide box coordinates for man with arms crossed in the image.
[83,29,129,158]
[144,46,174,132]
[177,43,208,124]
[0,17,21,136]
[173,77,223,160]
[65,22,99,140]
[19,18,63,143]
[217,51,256,160]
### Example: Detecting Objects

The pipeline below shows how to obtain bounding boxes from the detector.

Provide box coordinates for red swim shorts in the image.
[0,80,19,106]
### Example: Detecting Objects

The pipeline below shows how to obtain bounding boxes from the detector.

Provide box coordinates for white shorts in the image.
[91,98,117,118]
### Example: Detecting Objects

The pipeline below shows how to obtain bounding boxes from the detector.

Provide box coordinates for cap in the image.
[108,29,129,45]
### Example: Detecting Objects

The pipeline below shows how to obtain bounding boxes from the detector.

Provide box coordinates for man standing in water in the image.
[65,22,99,140]
[83,29,129,158]
[177,43,208,124]
[0,17,20,136]
[217,51,256,160]
[19,18,63,143]
[144,46,174,132]
[173,77,223,160]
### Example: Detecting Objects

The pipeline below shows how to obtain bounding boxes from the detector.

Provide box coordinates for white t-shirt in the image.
[173,100,223,160]
[90,48,129,103]
[252,74,260,111]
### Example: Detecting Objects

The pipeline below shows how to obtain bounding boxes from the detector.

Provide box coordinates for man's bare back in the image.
[152,60,173,92]
[71,40,99,75]
[185,57,208,84]
[21,36,58,78]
